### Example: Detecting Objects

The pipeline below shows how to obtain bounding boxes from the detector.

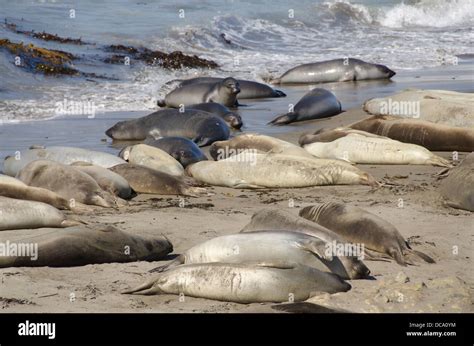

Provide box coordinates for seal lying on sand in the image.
[187,103,243,129]
[0,197,80,231]
[240,209,370,280]
[119,144,184,176]
[438,153,474,212]
[163,77,286,99]
[187,151,378,188]
[123,262,350,303]
[105,109,230,146]
[209,133,312,160]
[269,88,341,125]
[17,160,118,208]
[109,163,206,197]
[363,89,474,128]
[300,128,451,167]
[0,224,173,267]
[349,115,474,152]
[299,202,435,265]
[3,146,125,177]
[144,136,208,168]
[157,77,240,108]
[270,58,395,84]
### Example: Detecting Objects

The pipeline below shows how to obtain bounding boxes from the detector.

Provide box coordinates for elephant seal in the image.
[157,77,240,108]
[118,144,184,176]
[438,153,474,212]
[299,203,435,266]
[0,224,173,267]
[17,160,118,208]
[269,88,342,125]
[209,133,313,160]
[363,89,474,127]
[105,109,230,146]
[300,128,451,167]
[349,115,474,152]
[3,146,126,177]
[163,77,286,99]
[109,163,206,197]
[187,103,243,129]
[123,262,351,303]
[70,162,134,199]
[187,151,378,188]
[0,197,79,231]
[240,209,370,280]
[144,136,208,168]
[270,58,395,84]
[150,230,341,278]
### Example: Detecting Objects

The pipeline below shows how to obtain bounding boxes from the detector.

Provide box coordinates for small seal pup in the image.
[144,136,208,168]
[123,262,351,303]
[299,202,435,265]
[0,197,80,231]
[105,109,230,146]
[240,209,370,280]
[270,58,395,84]
[0,224,173,267]
[109,163,206,197]
[187,103,243,129]
[349,115,474,152]
[269,88,342,125]
[186,151,378,188]
[157,77,240,108]
[17,160,118,208]
[299,128,451,167]
[118,144,184,176]
[3,146,125,177]
[438,152,474,212]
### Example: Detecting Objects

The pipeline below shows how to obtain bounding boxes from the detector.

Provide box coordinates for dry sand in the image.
[0,108,472,313]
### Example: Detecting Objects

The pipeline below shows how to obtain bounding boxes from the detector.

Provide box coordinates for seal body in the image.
[144,136,208,168]
[439,153,474,212]
[105,109,230,146]
[272,58,395,84]
[349,115,474,152]
[187,103,243,129]
[0,224,173,267]
[300,128,451,167]
[123,262,351,303]
[269,88,341,125]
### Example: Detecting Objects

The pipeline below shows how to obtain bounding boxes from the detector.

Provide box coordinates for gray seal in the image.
[157,77,240,108]
[271,58,395,84]
[187,102,242,129]
[105,109,230,146]
[269,88,342,125]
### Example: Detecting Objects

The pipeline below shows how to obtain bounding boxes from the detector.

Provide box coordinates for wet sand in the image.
[0,65,473,313]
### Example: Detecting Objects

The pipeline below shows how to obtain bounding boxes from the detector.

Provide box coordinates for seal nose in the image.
[387,69,396,78]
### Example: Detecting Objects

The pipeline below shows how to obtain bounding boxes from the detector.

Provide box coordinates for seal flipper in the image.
[295,239,333,261]
[405,249,435,264]
[149,255,184,273]
[268,112,297,125]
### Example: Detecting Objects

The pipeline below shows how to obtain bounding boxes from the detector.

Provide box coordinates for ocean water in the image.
[0,0,473,123]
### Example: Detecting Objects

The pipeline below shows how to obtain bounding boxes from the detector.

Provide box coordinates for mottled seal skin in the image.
[271,58,395,84]
[187,102,243,129]
[143,136,208,168]
[17,160,117,208]
[105,109,230,146]
[240,209,370,280]
[439,153,474,212]
[299,203,434,266]
[157,77,240,108]
[3,146,125,177]
[109,163,206,197]
[269,88,342,125]
[163,77,286,99]
[349,115,474,152]
[123,262,351,303]
[0,197,79,231]
[0,224,173,267]
[299,128,451,167]
[209,133,313,160]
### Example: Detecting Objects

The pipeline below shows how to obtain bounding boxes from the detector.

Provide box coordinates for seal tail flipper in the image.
[389,248,408,266]
[121,278,162,295]
[149,257,183,273]
[405,249,436,264]
[427,155,452,168]
[268,112,297,125]
[60,219,86,228]
[296,239,333,261]
[181,186,208,197]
